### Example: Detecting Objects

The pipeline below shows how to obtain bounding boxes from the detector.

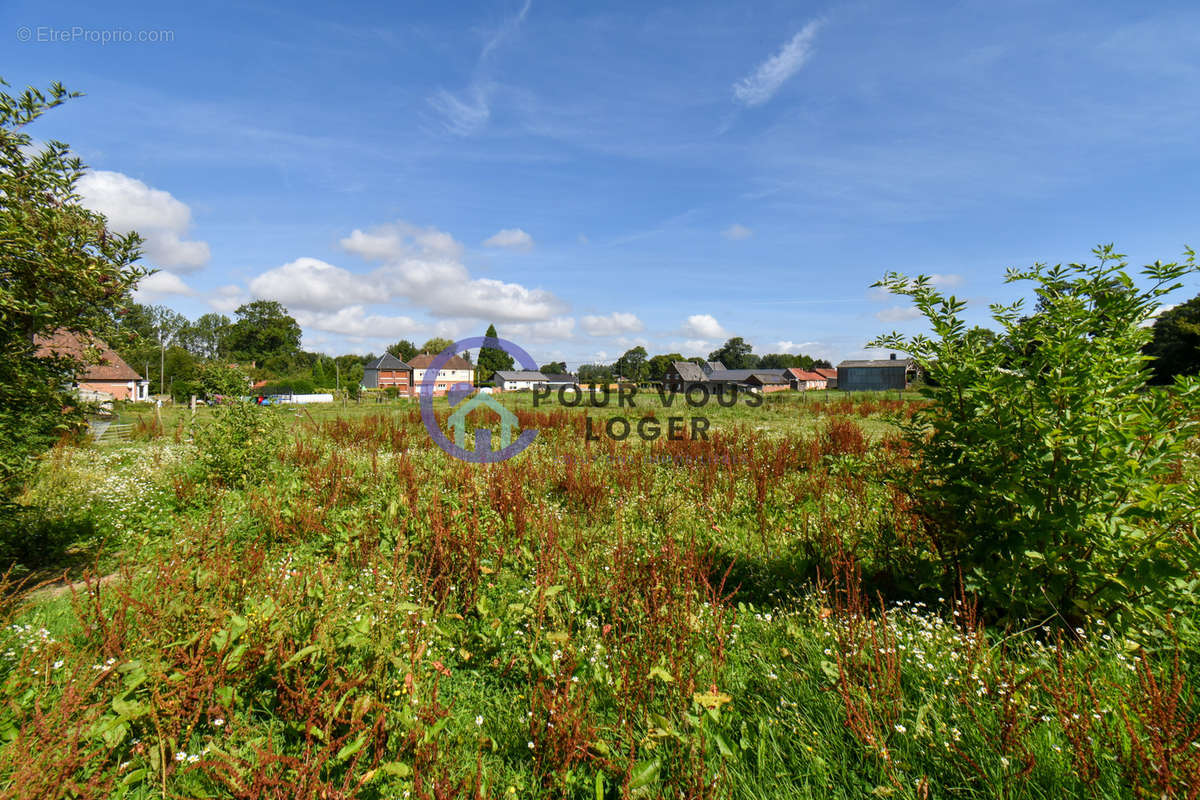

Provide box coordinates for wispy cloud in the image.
[733,20,823,107]
[429,0,533,135]
[722,223,753,240]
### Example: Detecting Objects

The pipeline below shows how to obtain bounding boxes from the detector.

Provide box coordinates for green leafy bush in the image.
[193,401,287,487]
[871,245,1200,626]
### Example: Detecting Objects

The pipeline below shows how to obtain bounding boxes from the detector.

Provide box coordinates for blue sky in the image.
[6,0,1200,367]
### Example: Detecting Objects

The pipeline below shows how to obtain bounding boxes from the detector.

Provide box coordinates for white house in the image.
[493,370,550,391]
[408,353,475,395]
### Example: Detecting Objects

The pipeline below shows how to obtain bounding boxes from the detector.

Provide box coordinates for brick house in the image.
[34,330,149,401]
[786,368,828,390]
[362,353,413,393]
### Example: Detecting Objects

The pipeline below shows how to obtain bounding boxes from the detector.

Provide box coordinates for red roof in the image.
[408,353,473,370]
[814,368,837,379]
[34,330,144,382]
[787,368,827,381]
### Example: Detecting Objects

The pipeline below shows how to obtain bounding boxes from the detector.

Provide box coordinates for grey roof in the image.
[747,372,788,384]
[702,360,726,375]
[364,353,410,370]
[671,361,706,382]
[494,370,548,381]
[707,368,789,383]
[837,359,915,368]
[543,373,578,383]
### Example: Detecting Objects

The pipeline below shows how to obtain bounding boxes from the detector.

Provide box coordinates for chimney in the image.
[889,352,896,360]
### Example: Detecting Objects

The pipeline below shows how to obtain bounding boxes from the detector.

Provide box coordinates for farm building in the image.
[362,353,413,392]
[34,330,150,401]
[786,368,828,390]
[836,355,916,391]
[493,370,550,391]
[543,373,578,388]
[409,353,475,395]
[815,367,837,389]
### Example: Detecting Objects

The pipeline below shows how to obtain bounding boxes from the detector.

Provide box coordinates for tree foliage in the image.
[708,337,754,369]
[1145,292,1200,383]
[419,337,455,357]
[870,245,1200,626]
[614,346,648,381]
[225,301,301,362]
[539,361,567,374]
[386,339,417,362]
[0,79,145,495]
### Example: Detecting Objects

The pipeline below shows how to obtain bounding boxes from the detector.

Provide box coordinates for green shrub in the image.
[193,401,286,487]
[871,245,1200,626]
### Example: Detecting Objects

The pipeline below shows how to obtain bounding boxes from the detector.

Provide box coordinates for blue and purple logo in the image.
[419,336,539,463]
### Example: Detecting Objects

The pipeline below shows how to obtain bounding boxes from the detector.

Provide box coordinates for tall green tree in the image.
[708,337,754,369]
[540,361,568,374]
[225,300,301,363]
[614,346,648,381]
[386,339,417,362]
[475,324,513,384]
[1145,293,1200,383]
[0,80,145,494]
[148,304,188,395]
[870,245,1200,626]
[179,312,231,360]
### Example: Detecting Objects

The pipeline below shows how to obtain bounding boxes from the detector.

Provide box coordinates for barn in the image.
[836,355,916,391]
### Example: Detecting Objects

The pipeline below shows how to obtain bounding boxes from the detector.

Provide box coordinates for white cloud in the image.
[239,220,566,326]
[681,314,729,340]
[678,340,711,356]
[775,340,819,354]
[875,306,923,323]
[722,223,753,240]
[429,86,492,136]
[210,285,248,313]
[249,258,377,311]
[483,228,535,250]
[132,271,196,301]
[581,312,644,336]
[498,316,576,344]
[76,170,210,271]
[929,273,964,287]
[733,20,822,107]
[293,306,423,339]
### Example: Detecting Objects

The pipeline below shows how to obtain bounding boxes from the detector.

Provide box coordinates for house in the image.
[836,354,916,391]
[493,370,550,391]
[408,353,475,395]
[34,330,149,401]
[786,368,828,391]
[362,353,413,393]
[664,361,707,391]
[815,367,838,389]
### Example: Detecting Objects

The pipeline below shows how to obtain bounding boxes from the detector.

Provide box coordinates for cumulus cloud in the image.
[133,271,196,302]
[722,223,753,240]
[733,20,822,107]
[498,317,577,344]
[681,314,729,340]
[210,285,248,314]
[875,306,924,323]
[292,306,424,339]
[249,258,377,312]
[483,228,535,250]
[237,220,566,333]
[581,312,644,336]
[929,273,964,287]
[677,340,711,356]
[76,170,210,271]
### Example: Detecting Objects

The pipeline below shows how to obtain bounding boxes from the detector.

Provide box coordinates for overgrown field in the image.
[1,394,1198,799]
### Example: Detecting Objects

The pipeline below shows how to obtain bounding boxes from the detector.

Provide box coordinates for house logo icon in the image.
[419,335,539,463]
[447,392,519,450]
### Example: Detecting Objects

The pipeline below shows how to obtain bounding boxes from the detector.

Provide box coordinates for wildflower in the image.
[213,718,225,727]
[894,724,906,734]
[174,751,187,762]
[475,715,484,727]
[527,741,535,749]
